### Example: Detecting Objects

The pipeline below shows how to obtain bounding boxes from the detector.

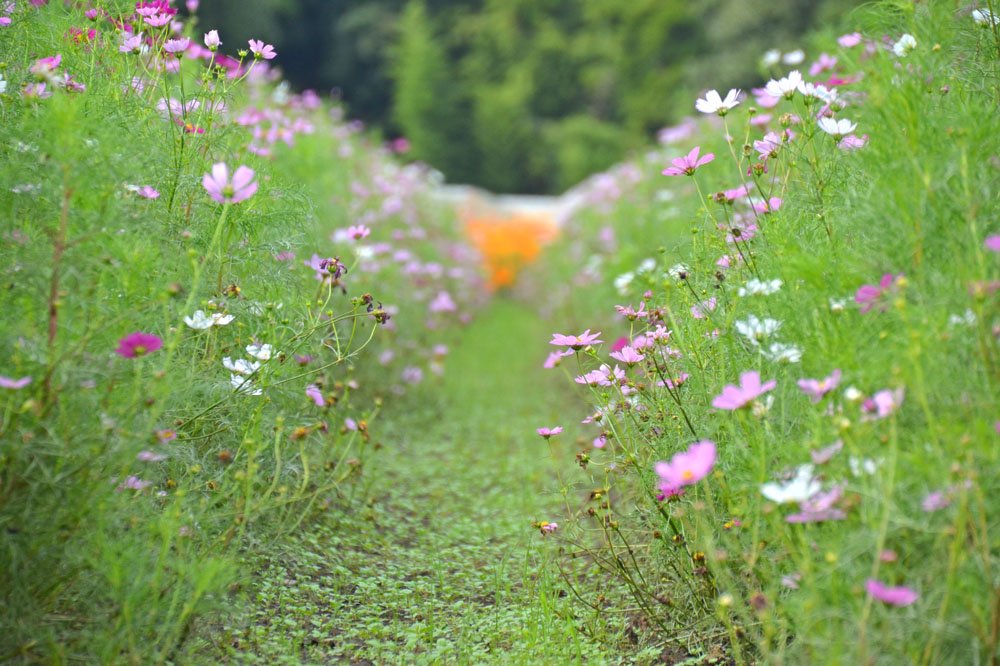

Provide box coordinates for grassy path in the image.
[219,300,630,665]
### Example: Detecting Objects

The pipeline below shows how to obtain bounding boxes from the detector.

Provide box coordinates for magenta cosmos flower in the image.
[115,331,163,358]
[865,579,918,606]
[712,371,776,410]
[248,39,276,60]
[536,427,563,439]
[985,234,1000,252]
[662,146,715,176]
[797,369,841,403]
[855,273,902,313]
[202,163,257,204]
[550,329,603,350]
[654,440,716,492]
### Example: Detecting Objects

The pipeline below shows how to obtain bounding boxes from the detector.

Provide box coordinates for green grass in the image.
[202,301,649,664]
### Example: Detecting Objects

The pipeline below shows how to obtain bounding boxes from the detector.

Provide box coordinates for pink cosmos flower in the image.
[809,53,838,77]
[155,429,177,443]
[865,579,918,606]
[539,521,558,534]
[306,385,325,407]
[429,291,457,313]
[31,55,62,75]
[654,440,716,490]
[536,427,563,439]
[0,376,31,389]
[345,224,371,240]
[137,450,167,462]
[163,37,189,54]
[657,372,690,390]
[662,146,714,177]
[810,440,844,465]
[137,186,160,199]
[116,475,152,491]
[921,490,950,512]
[248,39,276,60]
[202,163,257,204]
[753,197,782,213]
[204,29,221,50]
[691,297,717,319]
[144,13,171,27]
[120,33,144,53]
[838,32,862,47]
[862,387,904,419]
[610,346,644,365]
[839,134,868,150]
[550,329,603,350]
[786,484,847,523]
[985,235,1000,252]
[797,369,842,403]
[543,349,573,369]
[0,17,10,27]
[712,371,776,410]
[115,331,163,358]
[855,273,903,313]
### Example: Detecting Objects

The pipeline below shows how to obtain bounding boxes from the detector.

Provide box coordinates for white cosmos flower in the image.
[738,278,783,296]
[212,313,234,326]
[751,395,775,418]
[695,88,741,115]
[184,310,214,330]
[230,373,262,395]
[614,271,635,296]
[223,357,260,375]
[973,9,1000,26]
[638,258,657,274]
[763,342,802,363]
[829,297,848,313]
[0,74,7,95]
[246,344,275,361]
[848,456,880,477]
[764,70,803,99]
[761,464,821,504]
[892,33,917,58]
[761,49,781,67]
[735,315,782,345]
[667,263,690,280]
[782,49,805,65]
[817,116,857,138]
[948,309,977,327]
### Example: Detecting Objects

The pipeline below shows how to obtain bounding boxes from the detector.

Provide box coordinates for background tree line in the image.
[198,0,861,193]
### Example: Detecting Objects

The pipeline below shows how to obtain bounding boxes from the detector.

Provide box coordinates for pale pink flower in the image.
[201,163,257,204]
[838,32,862,47]
[137,450,167,462]
[654,440,716,490]
[163,37,189,54]
[797,369,841,403]
[985,235,1000,252]
[810,440,843,465]
[809,53,838,76]
[610,346,644,365]
[137,186,160,199]
[248,39,276,60]
[865,579,918,606]
[306,385,325,407]
[712,371,776,410]
[536,427,562,439]
[662,146,714,176]
[550,329,603,350]
[0,375,31,389]
[862,387,905,419]
[543,350,573,369]
[204,29,221,51]
[691,297,717,319]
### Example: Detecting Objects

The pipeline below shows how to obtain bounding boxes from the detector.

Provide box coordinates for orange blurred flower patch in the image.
[462,204,559,290]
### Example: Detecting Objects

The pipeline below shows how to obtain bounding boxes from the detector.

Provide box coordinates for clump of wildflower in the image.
[115,332,162,358]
